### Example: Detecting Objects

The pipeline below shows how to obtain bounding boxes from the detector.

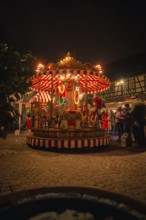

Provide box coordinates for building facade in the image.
[101,73,146,103]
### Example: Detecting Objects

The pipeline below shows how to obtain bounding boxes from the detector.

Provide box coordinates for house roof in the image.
[104,51,146,81]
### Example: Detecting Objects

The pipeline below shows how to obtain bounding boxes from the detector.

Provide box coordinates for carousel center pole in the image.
[85,72,88,127]
[50,72,53,128]
[38,77,41,129]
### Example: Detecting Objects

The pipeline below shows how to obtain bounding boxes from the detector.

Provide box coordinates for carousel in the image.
[27,53,111,149]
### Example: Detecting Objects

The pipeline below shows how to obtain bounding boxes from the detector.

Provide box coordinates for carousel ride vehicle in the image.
[27,53,111,149]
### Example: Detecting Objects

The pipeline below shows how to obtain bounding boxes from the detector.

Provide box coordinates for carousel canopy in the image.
[29,53,110,94]
[29,91,51,103]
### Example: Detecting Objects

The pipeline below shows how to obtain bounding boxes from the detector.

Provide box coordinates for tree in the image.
[0,43,37,137]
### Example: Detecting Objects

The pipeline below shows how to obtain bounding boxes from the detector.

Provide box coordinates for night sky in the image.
[0,0,146,66]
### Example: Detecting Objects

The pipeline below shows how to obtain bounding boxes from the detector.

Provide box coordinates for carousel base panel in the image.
[27,135,111,149]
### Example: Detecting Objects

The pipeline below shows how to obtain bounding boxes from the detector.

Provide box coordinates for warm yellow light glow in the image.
[116,80,124,86]
[95,64,103,73]
[59,54,73,65]
[58,84,65,94]
[74,87,80,105]
[74,75,78,80]
[95,64,101,68]
[71,75,75,80]
[36,63,44,73]
[66,73,71,78]
[60,75,65,80]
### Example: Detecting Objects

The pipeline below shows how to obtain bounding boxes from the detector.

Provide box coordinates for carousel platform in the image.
[27,128,111,149]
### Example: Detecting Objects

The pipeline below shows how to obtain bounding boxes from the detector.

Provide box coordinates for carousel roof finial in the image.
[67,52,71,57]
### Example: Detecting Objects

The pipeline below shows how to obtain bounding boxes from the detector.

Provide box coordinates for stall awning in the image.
[29,91,51,103]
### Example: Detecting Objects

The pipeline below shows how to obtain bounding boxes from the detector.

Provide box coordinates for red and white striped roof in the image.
[29,91,51,103]
[29,54,110,94]
[30,69,110,94]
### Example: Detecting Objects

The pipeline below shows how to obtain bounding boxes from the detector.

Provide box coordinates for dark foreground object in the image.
[0,187,146,220]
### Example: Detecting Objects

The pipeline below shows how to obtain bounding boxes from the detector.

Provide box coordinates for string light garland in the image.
[58,84,65,94]
[74,87,80,105]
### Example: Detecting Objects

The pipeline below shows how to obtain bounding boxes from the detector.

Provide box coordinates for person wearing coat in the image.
[101,111,108,130]
[128,97,146,147]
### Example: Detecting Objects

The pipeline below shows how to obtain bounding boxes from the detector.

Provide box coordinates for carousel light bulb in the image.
[71,75,75,80]
[36,63,44,73]
[60,75,65,80]
[66,73,70,78]
[79,93,83,99]
[38,63,44,68]
[95,64,102,73]
[95,64,101,68]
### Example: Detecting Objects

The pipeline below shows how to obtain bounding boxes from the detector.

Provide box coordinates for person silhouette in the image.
[128,96,146,147]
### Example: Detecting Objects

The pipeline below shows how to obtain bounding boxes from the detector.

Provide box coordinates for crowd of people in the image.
[27,97,146,147]
[100,97,146,147]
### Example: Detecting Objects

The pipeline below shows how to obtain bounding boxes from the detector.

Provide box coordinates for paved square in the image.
[0,132,146,205]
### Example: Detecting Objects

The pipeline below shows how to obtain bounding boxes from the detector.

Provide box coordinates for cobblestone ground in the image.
[0,132,146,205]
